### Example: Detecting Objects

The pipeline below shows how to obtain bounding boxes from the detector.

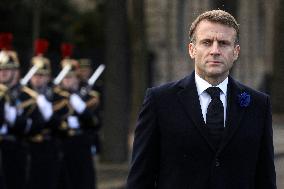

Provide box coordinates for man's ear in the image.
[188,43,196,59]
[233,44,240,61]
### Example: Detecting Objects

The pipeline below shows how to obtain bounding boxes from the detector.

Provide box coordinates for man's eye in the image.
[219,41,229,46]
[202,41,211,45]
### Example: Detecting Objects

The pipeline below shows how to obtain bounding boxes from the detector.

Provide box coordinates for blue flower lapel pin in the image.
[238,92,251,107]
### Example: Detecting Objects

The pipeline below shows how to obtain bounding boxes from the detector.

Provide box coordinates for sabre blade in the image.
[87,64,106,86]
[20,65,39,86]
[53,64,72,85]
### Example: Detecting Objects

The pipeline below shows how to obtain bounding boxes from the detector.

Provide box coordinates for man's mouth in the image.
[207,60,222,64]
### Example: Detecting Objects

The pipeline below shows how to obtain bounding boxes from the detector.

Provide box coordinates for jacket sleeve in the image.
[12,107,45,137]
[126,88,160,189]
[0,98,4,126]
[255,96,277,189]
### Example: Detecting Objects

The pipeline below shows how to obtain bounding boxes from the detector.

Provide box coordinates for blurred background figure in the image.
[54,43,100,189]
[78,58,103,157]
[0,32,39,189]
[26,38,61,189]
[78,58,92,83]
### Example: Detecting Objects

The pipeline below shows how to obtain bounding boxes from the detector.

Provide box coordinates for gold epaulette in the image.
[17,86,38,113]
[0,83,8,92]
[22,86,38,98]
[88,90,100,98]
[53,98,69,112]
[86,90,100,108]
[53,87,74,117]
[17,98,36,110]
[53,86,70,98]
[0,84,8,99]
[86,97,99,108]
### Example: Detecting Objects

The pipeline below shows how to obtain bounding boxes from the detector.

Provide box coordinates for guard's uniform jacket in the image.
[79,82,102,153]
[26,84,61,189]
[53,86,100,189]
[0,84,45,189]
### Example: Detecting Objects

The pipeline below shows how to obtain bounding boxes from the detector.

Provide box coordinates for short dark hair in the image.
[189,10,239,44]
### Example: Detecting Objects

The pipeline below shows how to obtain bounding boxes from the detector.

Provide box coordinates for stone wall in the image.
[145,0,276,93]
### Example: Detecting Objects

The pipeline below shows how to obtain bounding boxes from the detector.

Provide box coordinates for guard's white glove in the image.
[36,94,53,121]
[69,93,86,114]
[67,116,80,129]
[4,102,17,125]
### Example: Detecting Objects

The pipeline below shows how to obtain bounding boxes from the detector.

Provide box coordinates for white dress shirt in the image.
[195,73,228,127]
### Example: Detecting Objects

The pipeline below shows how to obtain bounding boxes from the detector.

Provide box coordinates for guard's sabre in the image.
[53,64,72,85]
[87,64,106,86]
[20,61,44,86]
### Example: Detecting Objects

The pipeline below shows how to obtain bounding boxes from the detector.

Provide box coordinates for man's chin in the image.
[206,70,228,78]
[207,70,223,76]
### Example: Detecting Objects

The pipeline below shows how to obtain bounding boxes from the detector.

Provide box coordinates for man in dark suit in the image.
[126,10,276,189]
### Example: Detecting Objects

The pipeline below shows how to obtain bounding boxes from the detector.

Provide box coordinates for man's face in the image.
[30,74,50,89]
[188,20,240,83]
[61,75,79,91]
[0,68,16,86]
[79,67,92,81]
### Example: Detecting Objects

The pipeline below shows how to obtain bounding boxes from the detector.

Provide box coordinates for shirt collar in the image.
[195,73,228,96]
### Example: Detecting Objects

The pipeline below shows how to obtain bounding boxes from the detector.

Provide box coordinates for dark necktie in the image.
[206,87,224,149]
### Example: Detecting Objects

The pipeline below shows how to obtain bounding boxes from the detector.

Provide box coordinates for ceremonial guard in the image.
[78,59,104,188]
[78,59,93,83]
[53,43,100,189]
[25,39,61,189]
[0,33,9,189]
[0,33,45,189]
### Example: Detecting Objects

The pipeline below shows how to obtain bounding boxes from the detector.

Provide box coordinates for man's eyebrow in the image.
[199,38,232,43]
[218,39,231,43]
[199,38,212,42]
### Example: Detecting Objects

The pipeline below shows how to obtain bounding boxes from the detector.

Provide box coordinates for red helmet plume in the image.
[60,43,74,59]
[0,33,13,50]
[34,39,49,56]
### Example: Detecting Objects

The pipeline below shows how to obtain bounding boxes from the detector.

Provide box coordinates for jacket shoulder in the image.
[147,76,188,97]
[232,79,270,109]
[235,80,269,99]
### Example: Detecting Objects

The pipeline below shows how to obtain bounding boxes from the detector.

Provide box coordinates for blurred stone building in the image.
[145,0,277,94]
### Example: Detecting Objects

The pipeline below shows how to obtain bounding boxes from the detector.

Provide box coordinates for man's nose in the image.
[210,41,221,55]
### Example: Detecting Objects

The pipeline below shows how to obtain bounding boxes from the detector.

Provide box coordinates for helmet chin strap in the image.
[60,83,78,93]
[69,85,79,93]
[32,85,45,94]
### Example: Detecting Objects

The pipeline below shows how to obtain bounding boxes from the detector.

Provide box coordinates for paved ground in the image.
[97,123,284,189]
[274,124,284,189]
[276,155,284,189]
[97,163,128,189]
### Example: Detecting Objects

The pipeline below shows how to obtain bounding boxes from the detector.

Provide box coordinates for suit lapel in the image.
[218,76,246,153]
[177,74,215,152]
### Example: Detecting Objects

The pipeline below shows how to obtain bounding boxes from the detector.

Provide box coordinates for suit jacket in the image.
[126,73,276,189]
